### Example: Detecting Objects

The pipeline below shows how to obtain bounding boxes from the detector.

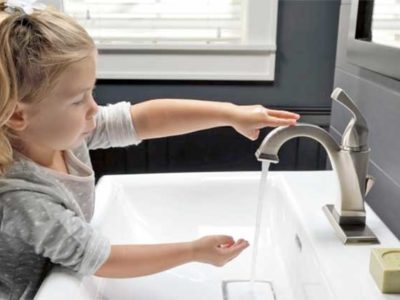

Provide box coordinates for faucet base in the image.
[323,204,380,245]
[331,206,366,226]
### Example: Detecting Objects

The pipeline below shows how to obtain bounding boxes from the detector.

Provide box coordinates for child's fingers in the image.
[220,239,249,255]
[266,116,298,127]
[225,244,249,262]
[267,109,300,120]
[215,235,235,247]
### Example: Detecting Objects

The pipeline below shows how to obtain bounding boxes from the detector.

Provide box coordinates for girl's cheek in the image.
[21,104,83,149]
[46,111,83,138]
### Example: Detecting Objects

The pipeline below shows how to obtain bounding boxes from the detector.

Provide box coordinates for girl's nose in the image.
[87,96,99,120]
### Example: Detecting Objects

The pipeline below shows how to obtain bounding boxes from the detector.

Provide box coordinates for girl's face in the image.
[18,49,99,151]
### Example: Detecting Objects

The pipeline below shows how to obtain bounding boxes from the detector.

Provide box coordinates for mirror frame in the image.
[347,0,400,80]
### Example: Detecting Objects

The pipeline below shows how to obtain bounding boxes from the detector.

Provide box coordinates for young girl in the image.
[0,1,300,299]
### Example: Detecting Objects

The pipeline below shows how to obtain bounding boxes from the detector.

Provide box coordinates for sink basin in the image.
[35,171,400,300]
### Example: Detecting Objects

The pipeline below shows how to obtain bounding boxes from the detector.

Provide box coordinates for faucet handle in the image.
[331,88,369,151]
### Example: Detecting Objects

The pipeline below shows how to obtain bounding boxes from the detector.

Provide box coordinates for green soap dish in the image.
[370,248,400,293]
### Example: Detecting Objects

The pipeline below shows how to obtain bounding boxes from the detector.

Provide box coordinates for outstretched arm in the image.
[130,99,300,141]
[95,235,249,278]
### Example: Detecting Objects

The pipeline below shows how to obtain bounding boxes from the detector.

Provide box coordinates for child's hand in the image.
[231,104,301,141]
[191,235,249,267]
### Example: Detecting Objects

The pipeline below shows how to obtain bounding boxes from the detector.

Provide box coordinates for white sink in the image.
[35,171,400,300]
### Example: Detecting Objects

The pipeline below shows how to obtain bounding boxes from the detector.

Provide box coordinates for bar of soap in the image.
[370,248,400,293]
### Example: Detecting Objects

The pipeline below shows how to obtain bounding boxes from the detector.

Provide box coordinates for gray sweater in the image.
[0,101,141,300]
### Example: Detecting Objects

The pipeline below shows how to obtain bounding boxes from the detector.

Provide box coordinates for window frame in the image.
[347,0,400,80]
[61,0,279,81]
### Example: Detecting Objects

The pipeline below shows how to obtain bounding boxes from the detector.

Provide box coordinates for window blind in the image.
[371,0,400,48]
[62,0,246,46]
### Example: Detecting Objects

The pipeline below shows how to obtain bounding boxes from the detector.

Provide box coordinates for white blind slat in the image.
[371,0,400,47]
[63,0,246,45]
[371,1,400,48]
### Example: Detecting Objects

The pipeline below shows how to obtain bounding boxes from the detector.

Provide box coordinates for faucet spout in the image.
[256,123,369,225]
[255,123,340,163]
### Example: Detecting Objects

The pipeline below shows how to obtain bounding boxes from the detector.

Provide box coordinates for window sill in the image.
[96,43,277,81]
[96,43,276,52]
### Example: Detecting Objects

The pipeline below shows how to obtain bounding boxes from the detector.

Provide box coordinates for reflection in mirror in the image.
[356,0,400,49]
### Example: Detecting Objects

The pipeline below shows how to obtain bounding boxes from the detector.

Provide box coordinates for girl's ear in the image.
[5,103,28,132]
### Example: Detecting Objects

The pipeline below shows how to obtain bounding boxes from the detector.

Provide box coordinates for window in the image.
[63,0,245,46]
[62,0,278,81]
[371,0,400,48]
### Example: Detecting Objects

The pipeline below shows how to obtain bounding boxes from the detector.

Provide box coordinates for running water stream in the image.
[224,161,275,300]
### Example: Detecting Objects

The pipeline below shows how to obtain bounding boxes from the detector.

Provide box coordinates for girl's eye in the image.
[72,94,86,105]
[72,99,85,106]
[72,86,95,106]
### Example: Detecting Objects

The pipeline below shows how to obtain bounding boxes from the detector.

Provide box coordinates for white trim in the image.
[96,48,276,81]
[95,43,276,52]
[87,0,279,81]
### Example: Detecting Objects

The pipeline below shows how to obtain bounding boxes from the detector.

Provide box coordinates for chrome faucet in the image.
[255,87,378,244]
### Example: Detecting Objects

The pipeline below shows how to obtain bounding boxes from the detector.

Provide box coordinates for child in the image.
[0,1,300,299]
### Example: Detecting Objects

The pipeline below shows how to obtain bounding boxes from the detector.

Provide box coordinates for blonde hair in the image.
[0,1,95,176]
